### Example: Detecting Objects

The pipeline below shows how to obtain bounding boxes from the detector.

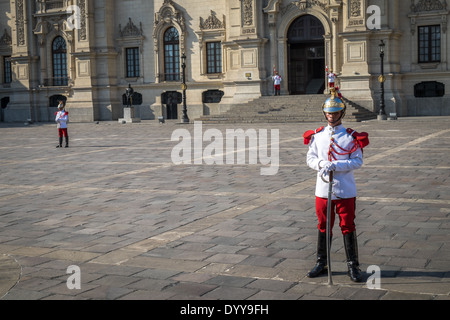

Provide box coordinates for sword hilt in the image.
[320,170,334,183]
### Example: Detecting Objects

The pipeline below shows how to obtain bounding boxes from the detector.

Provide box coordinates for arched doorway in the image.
[287,15,325,95]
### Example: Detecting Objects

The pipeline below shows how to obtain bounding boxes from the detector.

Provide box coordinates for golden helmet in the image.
[322,88,346,114]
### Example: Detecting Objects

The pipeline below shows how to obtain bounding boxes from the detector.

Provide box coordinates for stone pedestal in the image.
[118,107,141,124]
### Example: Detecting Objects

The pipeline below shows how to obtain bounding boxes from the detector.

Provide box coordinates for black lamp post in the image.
[181,53,189,123]
[378,40,387,120]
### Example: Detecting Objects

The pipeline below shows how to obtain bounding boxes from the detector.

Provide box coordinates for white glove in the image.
[319,161,336,177]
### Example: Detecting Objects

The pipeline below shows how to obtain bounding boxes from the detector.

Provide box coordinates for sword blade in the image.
[326,170,334,286]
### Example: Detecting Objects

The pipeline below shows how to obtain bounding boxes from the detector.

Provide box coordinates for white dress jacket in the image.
[55,111,69,129]
[307,124,363,200]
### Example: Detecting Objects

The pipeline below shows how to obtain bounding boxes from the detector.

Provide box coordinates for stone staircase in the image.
[197,94,377,124]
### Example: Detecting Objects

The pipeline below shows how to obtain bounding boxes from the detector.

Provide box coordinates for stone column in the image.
[263,0,281,94]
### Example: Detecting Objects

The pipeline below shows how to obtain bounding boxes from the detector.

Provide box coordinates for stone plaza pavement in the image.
[0,116,449,302]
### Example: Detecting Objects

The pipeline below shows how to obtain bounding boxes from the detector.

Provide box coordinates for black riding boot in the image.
[307,231,330,278]
[343,231,363,282]
[65,136,69,148]
[56,137,63,148]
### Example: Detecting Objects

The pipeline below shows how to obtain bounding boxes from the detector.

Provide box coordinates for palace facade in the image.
[0,0,449,122]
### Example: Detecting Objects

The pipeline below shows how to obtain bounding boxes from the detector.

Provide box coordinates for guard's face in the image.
[325,111,342,126]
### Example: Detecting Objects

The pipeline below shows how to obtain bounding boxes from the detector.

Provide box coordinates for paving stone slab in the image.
[1,118,450,301]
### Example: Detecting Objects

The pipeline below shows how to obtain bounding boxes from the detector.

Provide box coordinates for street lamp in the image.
[181,52,189,123]
[378,40,387,120]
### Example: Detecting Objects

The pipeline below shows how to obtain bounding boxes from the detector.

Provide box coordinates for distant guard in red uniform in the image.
[303,88,369,282]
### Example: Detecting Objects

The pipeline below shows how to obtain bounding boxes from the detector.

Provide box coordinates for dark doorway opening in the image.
[49,95,67,107]
[288,15,325,95]
[1,97,9,122]
[162,91,182,120]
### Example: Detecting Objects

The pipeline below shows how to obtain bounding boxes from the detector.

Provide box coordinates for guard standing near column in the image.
[303,88,369,282]
[272,72,282,96]
[327,68,336,89]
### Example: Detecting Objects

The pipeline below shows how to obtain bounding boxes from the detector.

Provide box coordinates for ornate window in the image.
[117,18,145,83]
[126,47,140,78]
[206,42,222,74]
[164,27,180,81]
[3,56,11,84]
[197,11,226,77]
[52,36,68,86]
[409,0,447,69]
[418,25,441,63]
[153,0,186,83]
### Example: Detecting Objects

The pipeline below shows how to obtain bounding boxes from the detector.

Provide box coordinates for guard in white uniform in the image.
[303,89,369,282]
[272,72,282,96]
[327,69,336,88]
[55,101,69,148]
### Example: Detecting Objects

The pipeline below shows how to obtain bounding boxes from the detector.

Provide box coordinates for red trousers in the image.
[315,197,356,235]
[58,128,68,138]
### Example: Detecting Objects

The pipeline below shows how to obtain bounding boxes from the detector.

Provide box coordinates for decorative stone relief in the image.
[154,0,185,31]
[17,0,25,45]
[348,0,365,27]
[77,0,87,40]
[153,0,186,53]
[350,0,362,17]
[200,11,225,30]
[242,0,253,26]
[281,0,327,16]
[409,0,448,34]
[119,18,144,37]
[0,29,12,46]
[411,0,447,12]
